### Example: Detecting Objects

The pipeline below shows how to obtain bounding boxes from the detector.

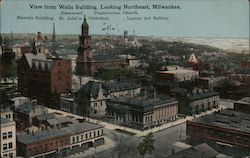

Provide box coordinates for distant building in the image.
[234,97,250,114]
[195,77,226,89]
[167,143,218,158]
[213,80,248,100]
[240,60,250,68]
[1,117,16,158]
[106,90,178,130]
[176,88,219,115]
[187,109,250,149]
[155,67,199,95]
[75,16,127,76]
[17,43,72,108]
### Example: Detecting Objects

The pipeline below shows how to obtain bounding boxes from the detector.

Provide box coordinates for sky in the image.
[0,0,249,38]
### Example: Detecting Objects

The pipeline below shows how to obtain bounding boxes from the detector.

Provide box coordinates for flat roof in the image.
[0,117,15,126]
[17,128,67,144]
[62,122,103,135]
[109,95,177,109]
[190,109,250,133]
[156,69,198,74]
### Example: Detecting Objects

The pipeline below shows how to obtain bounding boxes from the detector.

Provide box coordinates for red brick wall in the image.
[51,59,72,94]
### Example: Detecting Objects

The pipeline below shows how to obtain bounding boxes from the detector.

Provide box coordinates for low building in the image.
[60,94,77,114]
[17,128,70,158]
[176,88,219,116]
[1,117,16,158]
[16,121,105,158]
[62,122,104,150]
[155,67,199,95]
[106,93,178,130]
[167,143,218,158]
[14,100,48,131]
[195,77,226,89]
[187,109,250,149]
[234,97,250,114]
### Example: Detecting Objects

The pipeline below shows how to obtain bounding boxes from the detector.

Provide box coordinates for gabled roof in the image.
[24,53,46,68]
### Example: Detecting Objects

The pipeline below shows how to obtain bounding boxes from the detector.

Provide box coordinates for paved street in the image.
[49,99,231,158]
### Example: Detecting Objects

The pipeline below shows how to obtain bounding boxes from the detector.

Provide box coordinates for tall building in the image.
[75,16,127,76]
[0,117,16,158]
[18,43,72,108]
[75,16,93,76]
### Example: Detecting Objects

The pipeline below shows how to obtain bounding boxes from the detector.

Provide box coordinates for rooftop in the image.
[108,95,177,110]
[156,69,198,74]
[17,128,67,144]
[93,53,124,62]
[63,122,103,135]
[0,117,15,126]
[167,143,217,158]
[103,81,140,93]
[190,109,250,133]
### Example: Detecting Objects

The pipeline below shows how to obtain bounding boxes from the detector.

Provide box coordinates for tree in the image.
[137,132,155,158]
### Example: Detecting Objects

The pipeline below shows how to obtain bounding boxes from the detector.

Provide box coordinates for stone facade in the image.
[107,94,178,130]
[0,117,16,158]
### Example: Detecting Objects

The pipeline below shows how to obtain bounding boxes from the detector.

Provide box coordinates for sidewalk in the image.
[65,137,115,158]
[48,106,222,138]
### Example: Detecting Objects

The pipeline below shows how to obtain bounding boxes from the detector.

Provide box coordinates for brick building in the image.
[18,43,72,108]
[17,128,70,158]
[16,122,104,158]
[187,109,250,149]
[75,16,127,76]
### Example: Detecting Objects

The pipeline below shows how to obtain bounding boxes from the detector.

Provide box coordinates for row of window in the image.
[72,129,103,144]
[3,142,13,151]
[27,138,67,155]
[2,131,13,140]
[2,152,13,158]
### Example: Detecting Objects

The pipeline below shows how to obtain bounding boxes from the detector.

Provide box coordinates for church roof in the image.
[188,53,198,63]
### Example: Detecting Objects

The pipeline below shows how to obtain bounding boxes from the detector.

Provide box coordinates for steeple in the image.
[31,42,37,55]
[52,23,56,42]
[81,15,89,36]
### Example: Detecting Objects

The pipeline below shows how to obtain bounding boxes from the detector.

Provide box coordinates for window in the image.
[8,132,12,138]
[94,131,96,137]
[76,136,79,142]
[97,130,100,136]
[81,135,83,141]
[72,137,75,143]
[90,133,92,138]
[3,143,7,150]
[9,142,13,149]
[3,132,7,139]
[85,133,88,139]
[9,152,13,158]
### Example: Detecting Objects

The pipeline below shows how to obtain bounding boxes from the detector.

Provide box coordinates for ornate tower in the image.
[76,16,92,76]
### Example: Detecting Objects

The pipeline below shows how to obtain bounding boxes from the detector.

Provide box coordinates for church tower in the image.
[76,16,92,76]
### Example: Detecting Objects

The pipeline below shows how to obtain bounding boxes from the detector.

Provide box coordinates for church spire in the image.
[52,23,56,42]
[31,42,37,54]
[81,15,89,36]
